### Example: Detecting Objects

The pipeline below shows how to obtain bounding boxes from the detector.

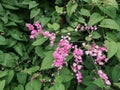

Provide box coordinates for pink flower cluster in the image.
[85,43,108,65]
[53,35,72,70]
[26,22,40,39]
[72,46,83,83]
[26,21,111,85]
[26,21,56,46]
[75,24,97,32]
[98,70,111,85]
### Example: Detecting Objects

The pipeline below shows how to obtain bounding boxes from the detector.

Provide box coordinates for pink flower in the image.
[73,47,83,61]
[85,43,108,65]
[26,23,39,39]
[35,21,43,34]
[74,23,98,32]
[30,30,38,39]
[53,36,72,70]
[72,46,83,84]
[76,71,82,83]
[26,21,56,46]
[98,70,111,85]
[35,21,42,30]
[26,23,34,31]
[50,33,56,46]
[43,31,50,37]
[73,63,77,72]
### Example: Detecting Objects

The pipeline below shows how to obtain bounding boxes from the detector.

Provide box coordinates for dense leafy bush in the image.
[0,0,120,90]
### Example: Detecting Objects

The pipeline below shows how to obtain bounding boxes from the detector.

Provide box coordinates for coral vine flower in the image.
[85,43,108,65]
[75,24,97,32]
[98,70,111,85]
[53,35,72,70]
[26,21,56,46]
[72,46,83,84]
[26,23,39,39]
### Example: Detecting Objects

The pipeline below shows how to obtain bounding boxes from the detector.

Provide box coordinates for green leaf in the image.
[13,43,23,56]
[55,68,73,83]
[0,71,8,78]
[4,70,14,84]
[114,83,120,88]
[99,19,120,31]
[0,35,7,45]
[14,85,24,90]
[0,80,6,90]
[2,0,18,6]
[25,79,41,90]
[32,37,48,46]
[84,0,92,3]
[0,24,3,32]
[93,78,105,88]
[29,1,39,9]
[9,29,26,41]
[30,8,40,19]
[106,32,117,41]
[65,54,73,62]
[17,72,27,85]
[49,83,65,90]
[80,8,90,16]
[84,56,94,70]
[116,43,120,61]
[92,0,101,5]
[5,22,17,26]
[114,15,120,26]
[0,3,4,16]
[54,83,65,90]
[76,17,85,24]
[99,5,116,18]
[88,13,104,26]
[6,38,17,47]
[1,14,8,24]
[2,4,19,10]
[102,0,118,9]
[47,23,60,30]
[112,65,120,82]
[91,31,101,39]
[53,23,60,30]
[47,23,53,28]
[23,66,40,75]
[85,84,98,90]
[0,52,17,67]
[40,51,54,70]
[82,76,94,86]
[35,46,45,58]
[85,36,92,41]
[48,87,55,90]
[105,41,118,59]
[38,16,50,27]
[55,6,63,14]
[66,1,78,17]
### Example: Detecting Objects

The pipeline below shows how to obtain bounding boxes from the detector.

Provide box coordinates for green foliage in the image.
[88,13,104,26]
[14,85,24,90]
[40,51,54,70]
[112,65,120,82]
[0,80,5,90]
[80,8,90,16]
[25,79,41,90]
[99,5,117,18]
[32,37,48,46]
[105,40,118,59]
[0,0,120,90]
[99,19,120,31]
[66,0,78,17]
